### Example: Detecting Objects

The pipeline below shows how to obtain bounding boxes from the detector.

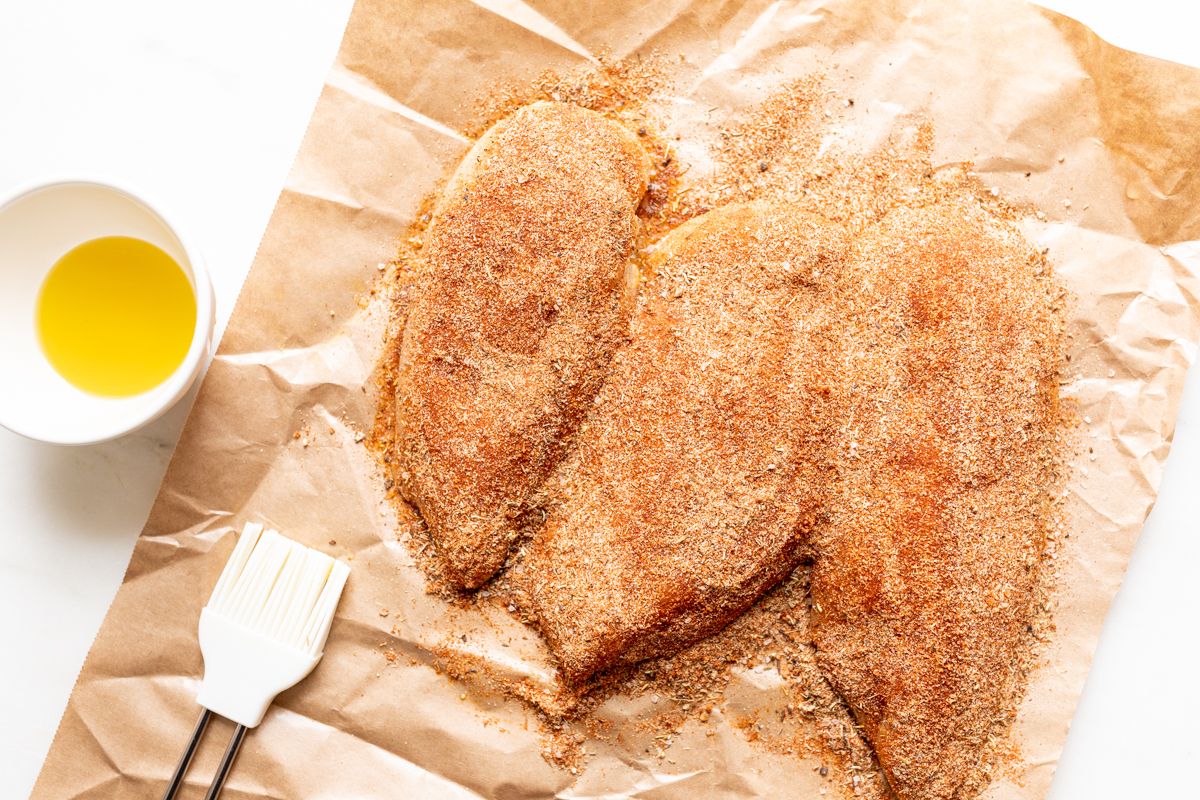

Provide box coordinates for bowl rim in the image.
[0,175,216,446]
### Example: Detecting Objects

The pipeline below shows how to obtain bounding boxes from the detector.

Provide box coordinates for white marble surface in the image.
[0,2,1196,797]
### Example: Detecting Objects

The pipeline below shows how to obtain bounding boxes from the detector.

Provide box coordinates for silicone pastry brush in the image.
[161,522,350,800]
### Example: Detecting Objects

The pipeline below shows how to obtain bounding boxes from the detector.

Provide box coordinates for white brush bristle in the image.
[207,522,350,658]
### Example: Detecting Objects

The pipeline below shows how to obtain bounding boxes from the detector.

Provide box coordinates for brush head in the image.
[195,522,350,727]
[207,522,350,657]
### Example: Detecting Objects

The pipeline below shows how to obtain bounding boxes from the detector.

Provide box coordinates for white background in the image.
[0,2,1196,797]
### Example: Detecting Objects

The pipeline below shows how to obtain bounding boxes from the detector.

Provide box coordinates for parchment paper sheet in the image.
[31,1,1200,798]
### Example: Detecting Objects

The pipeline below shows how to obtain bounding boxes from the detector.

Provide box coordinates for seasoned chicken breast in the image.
[513,203,848,683]
[396,101,652,589]
[809,201,1064,800]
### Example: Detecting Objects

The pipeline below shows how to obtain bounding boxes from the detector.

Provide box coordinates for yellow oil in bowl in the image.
[36,236,196,397]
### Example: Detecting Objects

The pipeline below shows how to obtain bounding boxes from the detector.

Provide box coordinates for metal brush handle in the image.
[203,723,247,800]
[160,709,247,800]
[162,709,212,800]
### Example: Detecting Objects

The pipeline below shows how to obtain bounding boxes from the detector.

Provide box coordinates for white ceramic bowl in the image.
[0,179,214,445]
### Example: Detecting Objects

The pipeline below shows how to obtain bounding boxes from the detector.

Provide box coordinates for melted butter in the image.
[36,236,195,397]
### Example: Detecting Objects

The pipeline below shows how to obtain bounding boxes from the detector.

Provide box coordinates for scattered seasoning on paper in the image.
[371,58,1071,800]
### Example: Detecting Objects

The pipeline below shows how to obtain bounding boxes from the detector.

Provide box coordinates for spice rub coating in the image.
[396,101,652,589]
[809,201,1065,800]
[512,203,849,684]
